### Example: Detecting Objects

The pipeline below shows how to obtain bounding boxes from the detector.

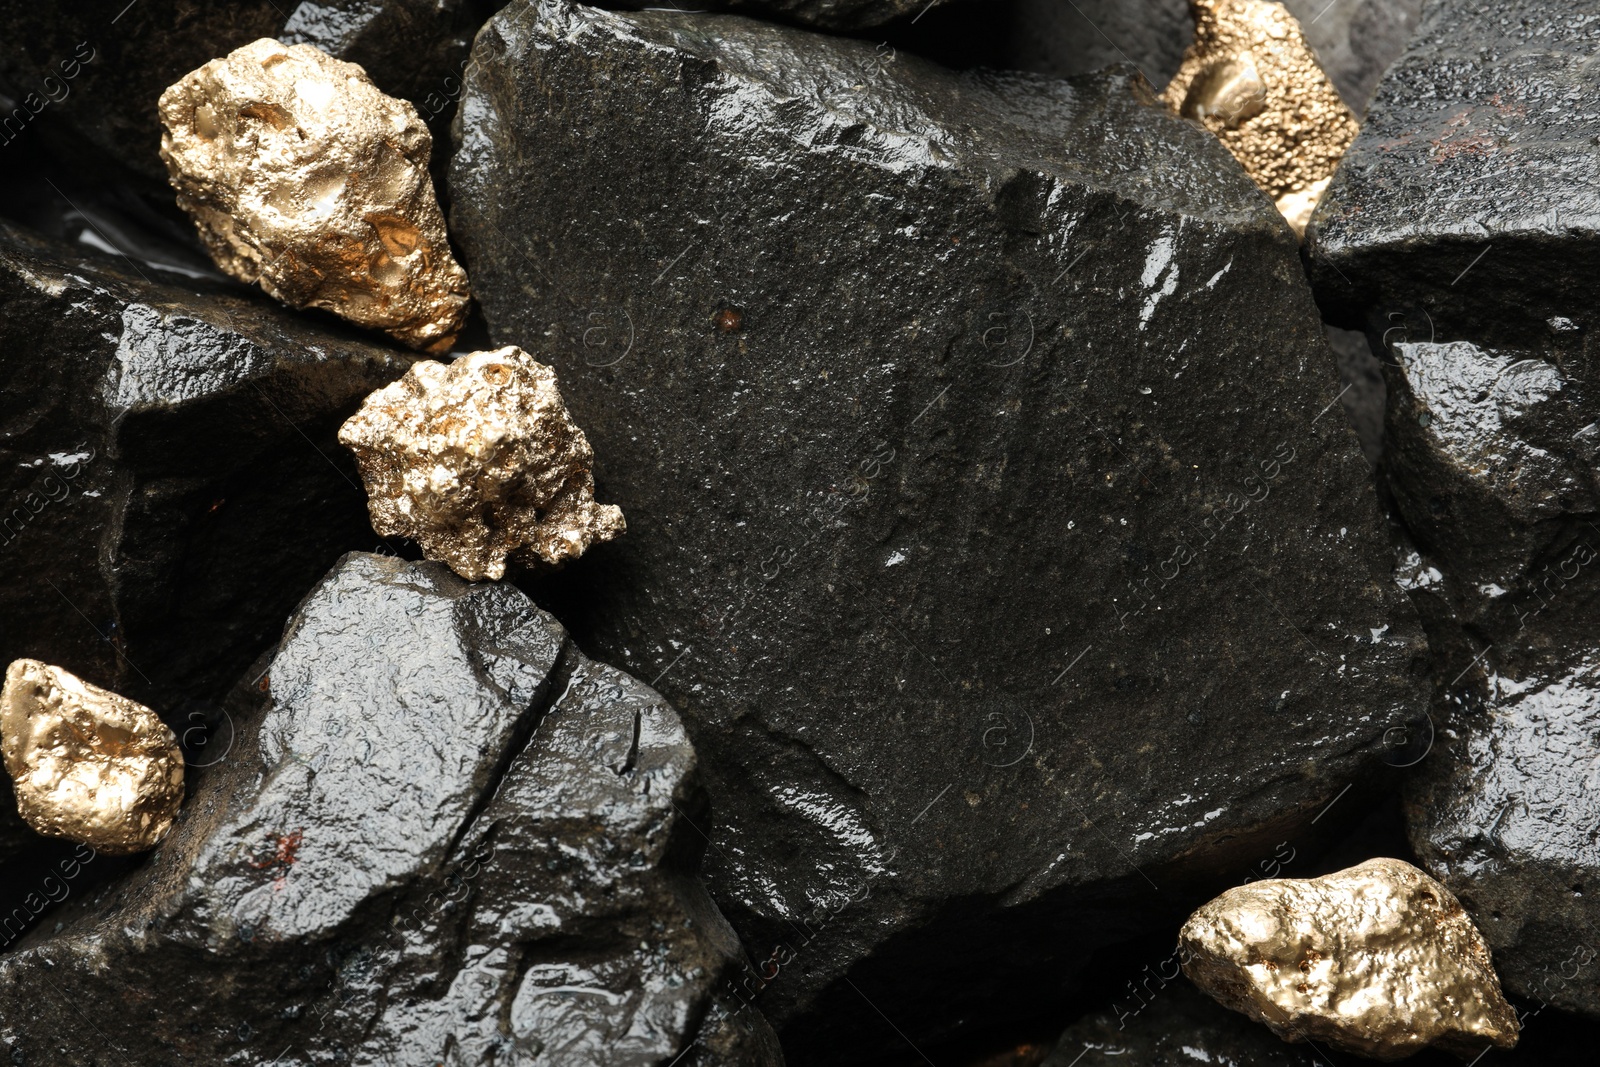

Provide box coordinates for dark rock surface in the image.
[892,0,1418,115]
[0,0,489,191]
[0,552,780,1065]
[1306,0,1600,1023]
[607,0,956,31]
[451,2,1428,1060]
[1307,0,1600,347]
[1039,981,1316,1067]
[0,221,413,721]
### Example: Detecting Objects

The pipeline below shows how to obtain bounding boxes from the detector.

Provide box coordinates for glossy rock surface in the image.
[0,553,779,1066]
[451,3,1427,1061]
[1181,858,1519,1060]
[0,221,413,723]
[160,38,470,352]
[0,0,487,188]
[340,347,625,580]
[1302,0,1600,1022]
[1040,980,1316,1067]
[1307,0,1600,347]
[0,660,184,854]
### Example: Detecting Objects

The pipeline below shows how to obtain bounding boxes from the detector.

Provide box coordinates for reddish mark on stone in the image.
[247,829,304,879]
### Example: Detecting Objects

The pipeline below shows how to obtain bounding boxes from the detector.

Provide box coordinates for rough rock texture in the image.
[902,0,1417,116]
[0,220,413,724]
[0,0,489,190]
[159,38,471,352]
[1307,0,1600,348]
[0,659,184,854]
[340,347,625,581]
[451,3,1428,1061]
[1040,981,1316,1066]
[1180,857,1518,1059]
[0,552,780,1066]
[608,0,956,31]
[1305,0,1600,1020]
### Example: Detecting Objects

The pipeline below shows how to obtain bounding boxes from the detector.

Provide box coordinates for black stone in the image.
[1039,980,1317,1067]
[0,552,780,1065]
[1307,0,1600,349]
[0,0,490,191]
[0,221,412,722]
[1306,0,1600,1021]
[450,3,1428,1060]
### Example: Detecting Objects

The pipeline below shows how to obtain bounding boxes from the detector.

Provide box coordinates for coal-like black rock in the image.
[607,0,955,31]
[1306,0,1600,1021]
[0,552,780,1066]
[0,221,411,721]
[450,2,1428,1060]
[0,0,487,190]
[1307,0,1600,348]
[894,0,1417,116]
[1040,980,1316,1067]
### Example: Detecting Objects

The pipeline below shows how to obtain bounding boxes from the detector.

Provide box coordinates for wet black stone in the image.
[0,221,412,723]
[1039,980,1316,1067]
[450,3,1428,1061]
[0,553,779,1065]
[1304,0,1600,1022]
[0,0,490,191]
[887,0,1418,116]
[1307,0,1600,349]
[601,0,954,31]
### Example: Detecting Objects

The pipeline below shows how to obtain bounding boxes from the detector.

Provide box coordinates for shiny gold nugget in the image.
[339,346,625,582]
[158,38,470,352]
[1163,0,1359,235]
[1180,857,1519,1060]
[0,660,184,855]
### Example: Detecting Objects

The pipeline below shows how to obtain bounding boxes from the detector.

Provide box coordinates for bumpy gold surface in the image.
[339,347,625,581]
[158,38,470,352]
[1180,858,1519,1060]
[0,660,185,855]
[1163,0,1358,235]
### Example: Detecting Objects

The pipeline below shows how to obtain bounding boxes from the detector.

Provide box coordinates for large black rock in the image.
[0,0,488,190]
[0,553,781,1065]
[1308,0,1600,1021]
[0,221,411,720]
[451,2,1427,1060]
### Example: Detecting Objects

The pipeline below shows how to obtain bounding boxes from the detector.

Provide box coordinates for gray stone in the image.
[450,2,1427,1061]
[0,220,411,724]
[0,553,780,1066]
[1304,0,1600,1022]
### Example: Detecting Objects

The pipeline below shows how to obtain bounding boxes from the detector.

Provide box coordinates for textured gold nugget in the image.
[0,660,184,854]
[1163,0,1359,235]
[158,38,470,352]
[1180,858,1518,1060]
[339,347,625,581]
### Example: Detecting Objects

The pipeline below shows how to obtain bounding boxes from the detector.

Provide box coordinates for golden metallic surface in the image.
[1163,0,1359,235]
[0,660,184,855]
[1180,858,1519,1061]
[339,346,625,581]
[158,38,470,352]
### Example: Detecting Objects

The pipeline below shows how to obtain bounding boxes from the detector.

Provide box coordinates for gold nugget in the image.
[339,347,625,581]
[1180,858,1519,1060]
[1163,0,1358,235]
[0,660,185,855]
[158,38,470,352]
